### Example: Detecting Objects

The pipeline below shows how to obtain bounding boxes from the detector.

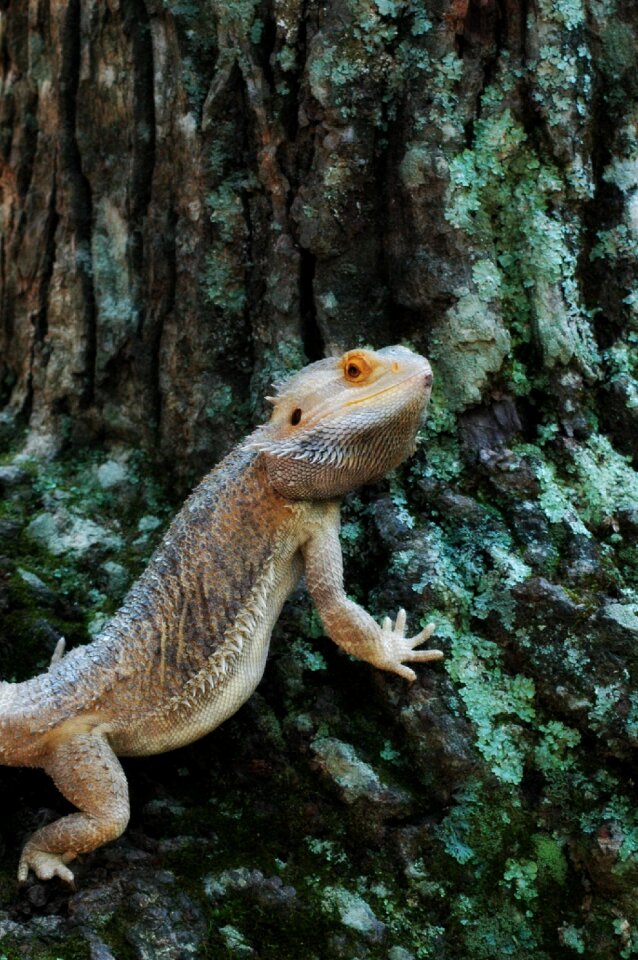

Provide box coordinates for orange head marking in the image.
[341,350,376,384]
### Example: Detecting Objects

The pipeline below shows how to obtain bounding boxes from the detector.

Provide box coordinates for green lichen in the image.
[447,633,535,785]
[569,434,638,526]
[446,88,598,384]
[203,179,253,316]
[502,858,539,902]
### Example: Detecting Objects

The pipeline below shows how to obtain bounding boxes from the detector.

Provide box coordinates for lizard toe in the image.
[18,848,75,886]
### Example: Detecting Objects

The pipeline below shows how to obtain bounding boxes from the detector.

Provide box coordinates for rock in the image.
[0,518,21,542]
[120,875,207,960]
[563,530,604,582]
[310,737,412,811]
[26,508,123,558]
[505,500,558,570]
[592,603,638,659]
[69,881,124,927]
[16,431,60,460]
[138,514,163,534]
[595,602,638,639]
[83,930,118,960]
[97,459,129,490]
[459,397,522,460]
[0,463,30,491]
[218,925,255,956]
[389,948,415,960]
[322,886,386,942]
[512,577,587,622]
[203,867,297,909]
[618,504,638,540]
[387,675,478,800]
[0,909,65,941]
[17,567,59,605]
[372,496,415,545]
[602,373,638,459]
[101,560,130,594]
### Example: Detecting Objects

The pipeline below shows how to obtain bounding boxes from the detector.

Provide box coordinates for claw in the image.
[376,613,443,680]
[18,848,76,886]
[407,649,444,662]
[394,664,417,682]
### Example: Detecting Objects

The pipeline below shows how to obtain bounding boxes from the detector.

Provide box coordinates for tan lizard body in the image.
[0,345,441,884]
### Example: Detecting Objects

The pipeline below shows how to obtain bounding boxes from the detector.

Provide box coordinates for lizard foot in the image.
[378,609,443,682]
[18,846,75,886]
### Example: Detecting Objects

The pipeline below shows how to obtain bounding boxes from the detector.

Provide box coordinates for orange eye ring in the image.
[343,352,372,383]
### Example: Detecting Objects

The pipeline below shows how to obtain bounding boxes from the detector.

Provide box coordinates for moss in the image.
[451,896,545,960]
[446,86,598,388]
[0,934,90,960]
[203,178,255,317]
[0,447,175,681]
[250,340,308,414]
[598,17,638,106]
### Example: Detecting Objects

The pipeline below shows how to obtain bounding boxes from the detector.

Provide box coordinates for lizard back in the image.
[4,443,306,758]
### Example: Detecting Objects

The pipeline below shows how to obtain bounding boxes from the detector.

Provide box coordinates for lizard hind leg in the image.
[18,731,129,885]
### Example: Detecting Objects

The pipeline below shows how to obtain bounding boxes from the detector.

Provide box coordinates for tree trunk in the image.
[1,0,638,957]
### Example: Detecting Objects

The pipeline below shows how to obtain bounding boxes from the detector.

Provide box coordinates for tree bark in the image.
[1,1,638,957]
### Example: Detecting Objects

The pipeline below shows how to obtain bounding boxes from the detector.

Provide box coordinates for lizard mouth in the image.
[343,370,431,408]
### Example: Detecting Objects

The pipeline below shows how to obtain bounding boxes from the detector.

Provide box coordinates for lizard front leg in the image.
[18,731,129,885]
[302,505,443,681]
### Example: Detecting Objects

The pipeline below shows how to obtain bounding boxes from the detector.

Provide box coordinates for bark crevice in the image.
[121,0,156,304]
[59,0,96,407]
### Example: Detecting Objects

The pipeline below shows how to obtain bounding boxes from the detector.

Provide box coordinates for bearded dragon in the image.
[0,345,441,884]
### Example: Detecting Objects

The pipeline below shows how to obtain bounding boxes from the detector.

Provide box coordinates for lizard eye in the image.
[290,408,302,425]
[343,352,373,383]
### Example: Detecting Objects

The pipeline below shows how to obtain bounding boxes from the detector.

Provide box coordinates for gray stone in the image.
[26,508,122,557]
[102,560,130,594]
[138,514,163,534]
[311,737,412,808]
[0,464,29,490]
[17,567,58,605]
[388,948,415,960]
[97,459,128,489]
[594,603,638,655]
[122,878,206,960]
[84,931,118,960]
[322,886,386,942]
[203,867,296,909]
[219,925,255,956]
[597,603,638,637]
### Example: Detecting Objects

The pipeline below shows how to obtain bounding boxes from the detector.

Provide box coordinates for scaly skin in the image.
[0,345,442,884]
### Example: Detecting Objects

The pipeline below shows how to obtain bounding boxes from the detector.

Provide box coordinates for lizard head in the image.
[252,345,433,499]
